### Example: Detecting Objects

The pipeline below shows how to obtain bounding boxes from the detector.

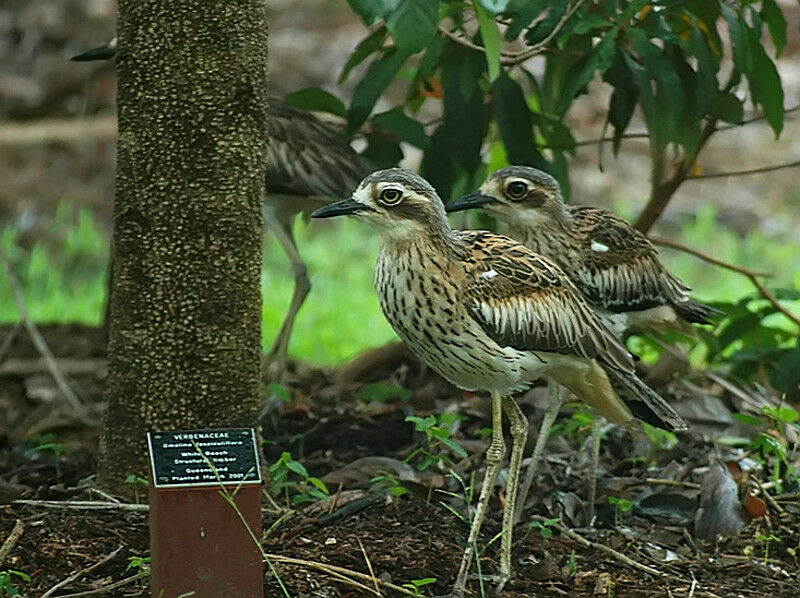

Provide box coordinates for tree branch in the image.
[687,159,800,180]
[650,237,800,328]
[502,0,588,66]
[649,237,772,278]
[634,115,718,233]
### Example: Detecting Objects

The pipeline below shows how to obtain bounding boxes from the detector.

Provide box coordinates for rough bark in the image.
[98,0,268,493]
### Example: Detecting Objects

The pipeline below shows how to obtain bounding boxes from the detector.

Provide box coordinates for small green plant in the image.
[126,555,151,572]
[268,452,329,507]
[357,382,411,403]
[401,577,437,597]
[642,423,678,450]
[370,472,410,498]
[0,570,30,597]
[126,555,151,591]
[551,409,594,443]
[607,496,635,527]
[405,414,466,471]
[25,433,66,478]
[756,533,781,566]
[124,474,149,503]
[566,550,578,577]
[267,382,292,403]
[530,517,560,542]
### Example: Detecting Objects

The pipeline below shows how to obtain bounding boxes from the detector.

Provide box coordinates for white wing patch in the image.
[591,241,609,253]
[481,269,499,280]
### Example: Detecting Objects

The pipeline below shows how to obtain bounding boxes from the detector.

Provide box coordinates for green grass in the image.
[2,202,798,365]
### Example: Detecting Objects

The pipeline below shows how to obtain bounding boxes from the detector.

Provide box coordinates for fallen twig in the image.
[530,515,669,579]
[0,116,116,146]
[265,553,417,597]
[0,519,24,568]
[357,537,382,597]
[751,478,785,516]
[40,546,123,598]
[11,499,148,512]
[46,570,147,598]
[0,358,108,378]
[0,248,95,421]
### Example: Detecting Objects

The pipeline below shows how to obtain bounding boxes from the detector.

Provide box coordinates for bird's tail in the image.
[606,367,687,432]
[673,297,723,326]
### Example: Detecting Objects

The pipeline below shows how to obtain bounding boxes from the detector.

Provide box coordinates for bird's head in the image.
[311,168,448,239]
[446,166,565,227]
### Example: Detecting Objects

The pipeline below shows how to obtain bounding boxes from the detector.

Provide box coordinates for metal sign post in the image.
[147,428,263,598]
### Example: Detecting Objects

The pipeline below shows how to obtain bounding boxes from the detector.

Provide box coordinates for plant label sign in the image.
[147,427,264,598]
[147,428,261,488]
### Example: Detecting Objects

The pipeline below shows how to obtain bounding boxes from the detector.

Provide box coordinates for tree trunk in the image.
[98,0,268,494]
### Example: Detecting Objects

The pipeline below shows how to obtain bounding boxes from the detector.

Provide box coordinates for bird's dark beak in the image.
[311,199,373,219]
[71,45,118,62]
[445,192,498,213]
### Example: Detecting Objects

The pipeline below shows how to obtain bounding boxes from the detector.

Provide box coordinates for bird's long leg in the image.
[497,396,528,590]
[265,213,310,379]
[451,392,506,598]
[587,414,602,524]
[514,382,562,523]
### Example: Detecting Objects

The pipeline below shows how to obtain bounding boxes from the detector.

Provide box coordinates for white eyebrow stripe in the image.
[481,269,499,279]
[591,241,609,253]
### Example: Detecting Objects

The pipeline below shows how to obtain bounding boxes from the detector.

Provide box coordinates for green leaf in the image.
[763,405,799,424]
[505,0,550,40]
[286,459,309,478]
[442,53,489,172]
[347,0,399,25]
[386,0,439,53]
[283,88,347,118]
[603,50,638,155]
[339,26,388,84]
[492,73,541,167]
[761,0,787,57]
[474,0,502,82]
[732,412,763,427]
[477,0,509,14]
[307,477,329,494]
[348,48,409,132]
[440,436,468,458]
[746,25,784,137]
[406,415,436,431]
[357,381,412,402]
[721,5,752,83]
[361,133,403,168]
[573,13,610,35]
[373,107,431,149]
[555,29,617,116]
[524,5,565,46]
[712,91,744,124]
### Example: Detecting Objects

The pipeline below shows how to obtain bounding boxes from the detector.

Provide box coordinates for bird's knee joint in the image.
[486,443,506,463]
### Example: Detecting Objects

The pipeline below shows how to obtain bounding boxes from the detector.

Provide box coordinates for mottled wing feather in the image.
[571,206,691,312]
[458,231,634,373]
[266,103,374,198]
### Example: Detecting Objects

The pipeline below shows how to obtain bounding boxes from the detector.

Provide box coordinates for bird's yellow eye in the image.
[379,187,403,204]
[506,181,528,200]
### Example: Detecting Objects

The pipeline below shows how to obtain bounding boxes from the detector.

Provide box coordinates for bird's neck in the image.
[507,203,573,244]
[380,221,464,263]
